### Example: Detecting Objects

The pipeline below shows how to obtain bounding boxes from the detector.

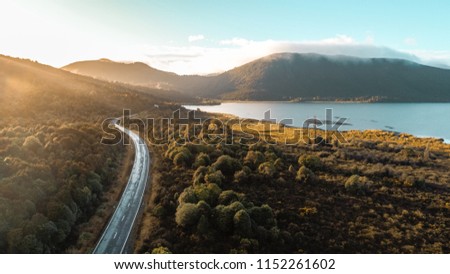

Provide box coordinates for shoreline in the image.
[183,104,450,145]
[190,99,450,106]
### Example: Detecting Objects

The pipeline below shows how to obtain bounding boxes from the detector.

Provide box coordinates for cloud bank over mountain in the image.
[133,35,448,75]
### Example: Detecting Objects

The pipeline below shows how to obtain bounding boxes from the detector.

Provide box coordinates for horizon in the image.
[60,51,450,77]
[1,0,450,74]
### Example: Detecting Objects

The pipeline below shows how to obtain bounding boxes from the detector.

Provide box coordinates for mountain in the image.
[0,55,189,121]
[62,59,211,94]
[63,53,450,102]
[63,58,180,90]
[217,53,450,101]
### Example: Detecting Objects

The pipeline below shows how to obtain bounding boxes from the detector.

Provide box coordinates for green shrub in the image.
[192,166,208,185]
[166,146,193,162]
[212,155,242,177]
[233,209,252,237]
[244,151,265,168]
[194,152,210,168]
[152,204,167,218]
[178,187,198,205]
[193,183,222,206]
[196,215,210,234]
[401,148,417,158]
[288,165,296,174]
[22,136,43,155]
[213,205,234,233]
[151,246,172,254]
[403,176,416,187]
[403,175,426,188]
[196,200,212,216]
[214,201,245,233]
[179,183,222,207]
[296,166,315,183]
[269,227,281,242]
[299,206,318,216]
[274,158,284,170]
[234,166,251,183]
[228,201,245,213]
[204,170,225,186]
[218,190,239,205]
[298,155,322,170]
[175,203,200,228]
[264,152,278,162]
[258,162,276,177]
[173,151,192,167]
[237,238,259,253]
[248,204,276,228]
[345,175,360,191]
[185,143,209,154]
[345,175,372,194]
[87,172,103,195]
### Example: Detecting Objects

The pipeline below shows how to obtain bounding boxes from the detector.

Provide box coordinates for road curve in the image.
[93,123,150,254]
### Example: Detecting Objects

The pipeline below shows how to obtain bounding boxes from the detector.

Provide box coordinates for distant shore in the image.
[190,98,450,106]
[183,103,450,145]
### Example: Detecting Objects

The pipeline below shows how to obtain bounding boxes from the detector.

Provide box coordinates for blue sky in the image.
[1,0,449,74]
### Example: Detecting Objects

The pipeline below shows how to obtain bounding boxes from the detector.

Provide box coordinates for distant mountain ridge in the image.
[63,59,180,90]
[0,54,190,121]
[63,53,450,102]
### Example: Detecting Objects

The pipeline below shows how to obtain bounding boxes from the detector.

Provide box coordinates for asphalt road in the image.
[93,123,150,254]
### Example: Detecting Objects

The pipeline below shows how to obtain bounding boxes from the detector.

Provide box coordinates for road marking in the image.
[93,123,150,254]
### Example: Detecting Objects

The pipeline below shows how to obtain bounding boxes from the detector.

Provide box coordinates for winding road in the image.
[93,122,150,254]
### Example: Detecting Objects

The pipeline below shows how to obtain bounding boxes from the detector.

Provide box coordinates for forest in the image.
[0,55,177,253]
[0,123,124,252]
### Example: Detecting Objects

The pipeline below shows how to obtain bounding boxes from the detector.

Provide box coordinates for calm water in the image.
[184,102,450,143]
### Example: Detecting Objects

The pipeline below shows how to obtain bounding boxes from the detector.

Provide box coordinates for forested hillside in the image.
[64,53,450,102]
[0,55,174,253]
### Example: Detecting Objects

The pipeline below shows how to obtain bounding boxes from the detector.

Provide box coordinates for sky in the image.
[1,0,449,74]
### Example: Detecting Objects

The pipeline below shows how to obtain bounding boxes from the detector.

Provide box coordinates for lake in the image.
[184,102,450,143]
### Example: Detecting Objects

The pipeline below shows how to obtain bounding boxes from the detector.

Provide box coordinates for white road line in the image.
[93,123,150,254]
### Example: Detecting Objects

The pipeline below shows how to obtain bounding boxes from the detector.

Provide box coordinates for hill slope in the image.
[0,55,187,121]
[63,53,450,102]
[62,58,180,90]
[62,59,211,95]
[218,53,450,101]
[0,55,178,253]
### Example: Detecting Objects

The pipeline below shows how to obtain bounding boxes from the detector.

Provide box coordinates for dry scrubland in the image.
[136,115,449,254]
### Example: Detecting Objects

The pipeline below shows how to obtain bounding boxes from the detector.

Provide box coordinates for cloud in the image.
[188,34,205,42]
[364,35,375,44]
[136,45,266,75]
[127,35,450,75]
[404,37,417,46]
[220,38,252,46]
[317,34,355,45]
[403,49,450,68]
